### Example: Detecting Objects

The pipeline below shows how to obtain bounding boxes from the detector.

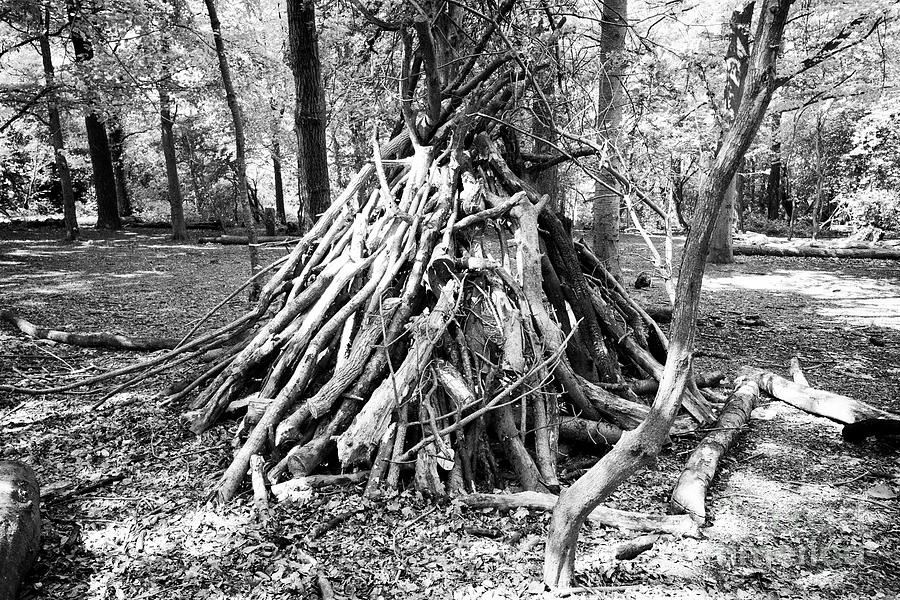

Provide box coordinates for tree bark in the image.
[709,2,754,264]
[203,0,261,297]
[287,0,331,222]
[108,121,132,217]
[670,379,759,522]
[0,461,40,600]
[765,112,782,220]
[272,138,286,224]
[591,0,627,280]
[69,2,121,230]
[159,81,188,241]
[545,1,790,586]
[39,7,78,241]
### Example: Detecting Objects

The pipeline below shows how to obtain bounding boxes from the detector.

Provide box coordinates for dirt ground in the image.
[0,226,897,600]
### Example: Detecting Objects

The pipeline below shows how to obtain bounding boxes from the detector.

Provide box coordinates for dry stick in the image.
[396,329,573,462]
[90,347,208,410]
[175,254,289,348]
[623,193,675,305]
[0,313,255,396]
[0,309,178,351]
[215,249,398,502]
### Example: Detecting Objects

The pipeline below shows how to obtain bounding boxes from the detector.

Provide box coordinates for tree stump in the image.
[0,461,40,600]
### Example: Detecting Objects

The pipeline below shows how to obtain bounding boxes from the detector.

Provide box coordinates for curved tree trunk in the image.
[287,0,331,222]
[544,1,790,586]
[591,0,627,280]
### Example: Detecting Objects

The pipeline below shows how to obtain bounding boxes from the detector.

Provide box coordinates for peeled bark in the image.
[670,379,759,522]
[743,368,896,424]
[0,461,40,600]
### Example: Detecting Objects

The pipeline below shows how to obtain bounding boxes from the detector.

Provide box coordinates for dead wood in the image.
[670,379,759,522]
[1,309,178,351]
[0,461,40,600]
[197,235,299,245]
[732,244,900,260]
[460,492,699,538]
[559,417,623,447]
[743,367,897,424]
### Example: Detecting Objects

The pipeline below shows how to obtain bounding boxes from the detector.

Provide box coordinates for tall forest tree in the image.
[158,0,187,241]
[591,0,627,280]
[287,0,330,230]
[67,0,121,230]
[708,2,754,263]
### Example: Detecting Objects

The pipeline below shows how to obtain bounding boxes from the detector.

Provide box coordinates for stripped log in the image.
[0,461,40,600]
[742,367,896,424]
[0,309,177,351]
[732,244,900,260]
[670,379,759,522]
[197,235,300,245]
[460,491,699,538]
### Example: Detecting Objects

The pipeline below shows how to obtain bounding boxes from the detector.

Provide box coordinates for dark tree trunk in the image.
[159,84,188,241]
[39,8,78,241]
[273,139,286,224]
[765,113,782,220]
[204,0,261,299]
[709,2,753,263]
[591,0,627,280]
[69,3,121,230]
[287,0,331,222]
[108,122,131,217]
[545,0,790,586]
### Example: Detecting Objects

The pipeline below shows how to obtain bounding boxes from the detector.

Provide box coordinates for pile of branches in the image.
[1,61,720,505]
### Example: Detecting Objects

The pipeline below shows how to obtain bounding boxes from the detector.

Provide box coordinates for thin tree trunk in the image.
[544,0,790,586]
[591,0,627,280]
[203,0,261,298]
[765,113,782,220]
[39,7,78,241]
[273,139,286,224]
[159,84,187,241]
[68,2,121,230]
[108,122,131,217]
[709,2,753,263]
[287,0,331,222]
[532,9,561,212]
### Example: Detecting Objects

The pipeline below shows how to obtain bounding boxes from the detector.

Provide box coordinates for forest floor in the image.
[0,226,898,600]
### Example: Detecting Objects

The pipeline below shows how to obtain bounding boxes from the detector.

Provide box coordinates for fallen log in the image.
[743,367,896,424]
[197,235,299,245]
[460,491,699,538]
[0,461,40,600]
[559,417,623,447]
[732,244,900,260]
[670,379,759,522]
[0,309,178,351]
[630,371,725,396]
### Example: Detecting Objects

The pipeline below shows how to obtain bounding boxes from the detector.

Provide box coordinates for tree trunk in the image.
[39,8,78,241]
[203,0,261,298]
[287,0,331,222]
[544,1,790,586]
[708,2,753,264]
[159,74,188,241]
[69,5,121,230]
[591,0,627,280]
[765,113,782,220]
[108,122,132,217]
[273,138,286,224]
[0,461,40,600]
[531,12,561,212]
